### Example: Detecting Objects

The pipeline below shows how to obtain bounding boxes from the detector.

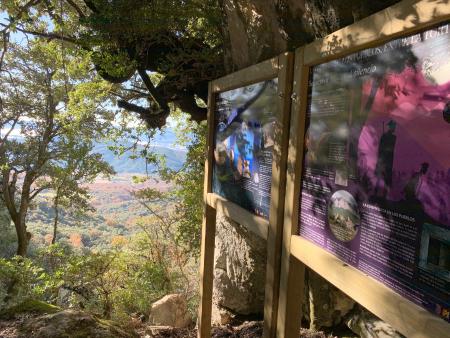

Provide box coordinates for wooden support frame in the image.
[277,1,450,338]
[198,53,294,338]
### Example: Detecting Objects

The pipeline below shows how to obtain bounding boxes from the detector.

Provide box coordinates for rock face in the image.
[149,294,192,328]
[346,306,405,338]
[305,271,404,338]
[212,212,267,325]
[307,270,355,330]
[18,310,138,338]
[221,0,401,71]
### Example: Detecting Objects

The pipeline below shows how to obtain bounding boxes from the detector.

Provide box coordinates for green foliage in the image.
[0,201,15,258]
[0,37,117,255]
[159,112,207,254]
[109,256,178,320]
[0,256,55,309]
[0,1,208,323]
[0,235,190,321]
[1,0,224,126]
[0,201,10,227]
[0,299,61,319]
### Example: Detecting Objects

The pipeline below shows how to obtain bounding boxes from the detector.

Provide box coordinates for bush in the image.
[0,256,55,309]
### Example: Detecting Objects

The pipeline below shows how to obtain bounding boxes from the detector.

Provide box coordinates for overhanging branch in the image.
[117,99,168,129]
[65,0,87,18]
[137,67,169,113]
[0,23,87,48]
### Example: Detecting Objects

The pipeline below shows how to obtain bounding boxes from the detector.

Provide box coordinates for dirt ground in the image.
[137,322,333,338]
[1,315,334,338]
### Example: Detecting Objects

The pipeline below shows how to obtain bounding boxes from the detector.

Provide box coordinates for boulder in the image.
[149,294,192,328]
[345,306,405,338]
[305,271,405,337]
[18,309,138,338]
[212,211,267,325]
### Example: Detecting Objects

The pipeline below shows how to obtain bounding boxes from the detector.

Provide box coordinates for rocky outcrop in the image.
[212,212,267,325]
[221,0,401,71]
[307,270,355,330]
[305,271,404,338]
[18,310,138,338]
[149,294,192,328]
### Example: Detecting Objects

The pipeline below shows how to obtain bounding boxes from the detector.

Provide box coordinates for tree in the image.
[0,194,10,228]
[0,39,114,256]
[0,196,16,258]
[157,111,207,254]
[49,148,114,244]
[1,1,402,129]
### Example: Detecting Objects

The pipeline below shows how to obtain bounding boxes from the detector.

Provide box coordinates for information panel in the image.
[212,79,278,218]
[299,23,450,322]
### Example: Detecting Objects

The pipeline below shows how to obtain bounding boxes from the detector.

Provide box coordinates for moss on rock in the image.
[17,309,139,338]
[0,299,61,319]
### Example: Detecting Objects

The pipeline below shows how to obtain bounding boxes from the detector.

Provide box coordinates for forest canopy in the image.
[0,0,401,129]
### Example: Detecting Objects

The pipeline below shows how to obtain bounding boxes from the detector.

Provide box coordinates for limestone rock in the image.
[212,211,267,324]
[211,305,235,325]
[18,309,138,338]
[149,294,192,328]
[308,270,355,329]
[346,306,405,338]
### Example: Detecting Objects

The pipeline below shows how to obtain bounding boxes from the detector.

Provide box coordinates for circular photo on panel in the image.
[328,190,360,242]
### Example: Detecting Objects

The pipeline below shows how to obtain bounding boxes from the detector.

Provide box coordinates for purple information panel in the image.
[212,79,278,218]
[299,23,450,322]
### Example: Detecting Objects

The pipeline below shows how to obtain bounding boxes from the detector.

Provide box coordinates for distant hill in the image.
[10,130,187,174]
[26,174,173,251]
[94,127,186,174]
[93,142,186,174]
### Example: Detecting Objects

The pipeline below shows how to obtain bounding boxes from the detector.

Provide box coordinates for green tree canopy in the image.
[0,0,402,130]
[0,38,115,256]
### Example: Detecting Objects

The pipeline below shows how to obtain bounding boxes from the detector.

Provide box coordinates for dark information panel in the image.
[299,23,450,322]
[212,79,278,218]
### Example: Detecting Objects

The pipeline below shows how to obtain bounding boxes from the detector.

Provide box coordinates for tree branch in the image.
[117,99,167,129]
[137,67,169,113]
[82,0,99,14]
[173,94,207,122]
[0,31,9,72]
[30,185,50,200]
[1,23,82,46]
[0,117,19,143]
[65,0,86,18]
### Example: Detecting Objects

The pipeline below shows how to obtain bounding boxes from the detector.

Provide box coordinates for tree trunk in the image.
[14,217,29,256]
[14,175,33,256]
[1,171,30,257]
[51,193,60,245]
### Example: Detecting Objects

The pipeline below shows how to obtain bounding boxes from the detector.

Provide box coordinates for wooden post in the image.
[276,47,309,338]
[197,204,216,338]
[197,82,217,338]
[263,52,294,338]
